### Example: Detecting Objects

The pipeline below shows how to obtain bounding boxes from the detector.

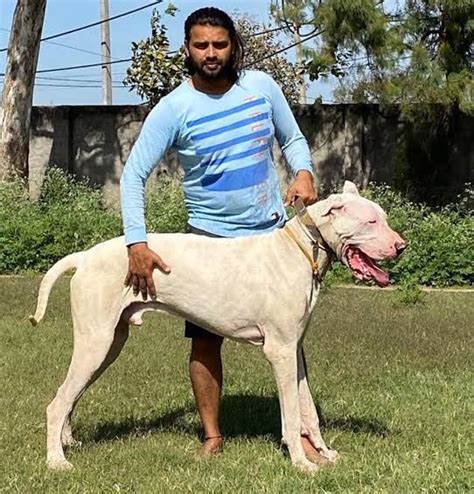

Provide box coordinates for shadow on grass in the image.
[324,416,394,438]
[84,394,393,445]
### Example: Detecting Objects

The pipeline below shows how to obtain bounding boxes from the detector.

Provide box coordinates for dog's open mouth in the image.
[344,246,390,287]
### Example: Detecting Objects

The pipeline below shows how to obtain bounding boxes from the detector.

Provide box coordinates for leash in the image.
[283,197,331,282]
[293,197,330,251]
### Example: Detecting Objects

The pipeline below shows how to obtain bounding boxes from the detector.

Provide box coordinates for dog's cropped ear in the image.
[343,181,360,195]
[321,198,345,216]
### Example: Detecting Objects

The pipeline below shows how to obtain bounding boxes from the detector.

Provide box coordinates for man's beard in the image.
[187,55,234,81]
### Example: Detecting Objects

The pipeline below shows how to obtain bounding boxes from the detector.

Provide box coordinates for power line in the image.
[0,44,182,76]
[1,29,320,83]
[0,21,295,78]
[34,83,127,88]
[0,57,132,76]
[36,71,128,79]
[244,29,323,68]
[0,0,163,53]
[40,39,117,60]
[248,25,289,37]
[0,80,127,89]
[1,30,318,77]
[0,27,117,59]
[34,75,123,83]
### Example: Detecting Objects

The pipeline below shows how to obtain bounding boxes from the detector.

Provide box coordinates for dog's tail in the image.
[29,252,84,326]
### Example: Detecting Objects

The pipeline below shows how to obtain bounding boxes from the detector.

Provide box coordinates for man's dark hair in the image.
[184,7,244,81]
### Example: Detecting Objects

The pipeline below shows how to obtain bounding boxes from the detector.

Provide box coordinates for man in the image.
[120,7,319,459]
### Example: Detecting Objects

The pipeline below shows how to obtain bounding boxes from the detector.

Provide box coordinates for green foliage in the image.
[395,277,427,305]
[363,184,473,287]
[123,8,304,106]
[271,1,473,113]
[328,0,473,113]
[271,1,396,82]
[270,2,471,206]
[145,175,188,233]
[0,169,190,274]
[0,169,122,274]
[324,183,473,288]
[234,15,305,106]
[123,8,186,107]
[0,172,471,288]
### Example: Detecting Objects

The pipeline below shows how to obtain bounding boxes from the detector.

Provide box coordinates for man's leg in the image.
[188,326,224,457]
[184,225,225,456]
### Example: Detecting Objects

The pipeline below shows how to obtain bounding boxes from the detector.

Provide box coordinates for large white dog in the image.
[31,181,405,473]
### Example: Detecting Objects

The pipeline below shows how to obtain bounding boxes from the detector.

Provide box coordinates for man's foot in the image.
[301,436,330,466]
[198,436,224,458]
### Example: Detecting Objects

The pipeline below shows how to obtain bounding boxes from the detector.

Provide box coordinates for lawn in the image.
[0,277,472,492]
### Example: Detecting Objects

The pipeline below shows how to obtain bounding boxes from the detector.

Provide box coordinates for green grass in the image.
[0,277,472,492]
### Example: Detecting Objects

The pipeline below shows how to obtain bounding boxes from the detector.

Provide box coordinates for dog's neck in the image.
[284,201,335,281]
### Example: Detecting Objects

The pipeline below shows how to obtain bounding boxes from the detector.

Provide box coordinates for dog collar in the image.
[283,198,333,282]
[284,224,321,280]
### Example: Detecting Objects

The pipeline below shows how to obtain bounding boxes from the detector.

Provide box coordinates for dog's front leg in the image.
[263,338,318,473]
[297,346,339,464]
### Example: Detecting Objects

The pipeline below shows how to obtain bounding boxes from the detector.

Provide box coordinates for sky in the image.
[0,0,399,107]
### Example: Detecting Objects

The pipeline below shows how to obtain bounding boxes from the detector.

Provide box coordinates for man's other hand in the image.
[284,170,318,206]
[125,242,171,300]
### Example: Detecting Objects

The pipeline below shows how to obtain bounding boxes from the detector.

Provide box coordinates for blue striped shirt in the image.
[120,70,313,244]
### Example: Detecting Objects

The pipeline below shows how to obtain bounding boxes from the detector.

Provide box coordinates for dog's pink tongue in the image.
[347,248,390,287]
[367,261,390,287]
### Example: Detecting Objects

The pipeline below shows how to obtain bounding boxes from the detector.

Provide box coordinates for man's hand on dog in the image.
[125,243,171,300]
[284,170,318,206]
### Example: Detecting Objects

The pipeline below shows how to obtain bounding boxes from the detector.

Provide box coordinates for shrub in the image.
[0,169,121,274]
[395,277,427,305]
[145,176,188,233]
[363,184,473,287]
[0,170,471,287]
[0,169,189,274]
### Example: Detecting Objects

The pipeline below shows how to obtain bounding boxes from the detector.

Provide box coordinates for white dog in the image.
[30,181,405,473]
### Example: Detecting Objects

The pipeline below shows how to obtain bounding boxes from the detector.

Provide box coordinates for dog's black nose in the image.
[396,240,407,255]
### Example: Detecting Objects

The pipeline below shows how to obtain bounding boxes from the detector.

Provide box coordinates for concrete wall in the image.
[25,104,474,204]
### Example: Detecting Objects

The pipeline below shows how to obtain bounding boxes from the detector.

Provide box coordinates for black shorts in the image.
[184,224,224,339]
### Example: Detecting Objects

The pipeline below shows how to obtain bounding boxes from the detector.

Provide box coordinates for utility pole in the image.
[100,0,112,105]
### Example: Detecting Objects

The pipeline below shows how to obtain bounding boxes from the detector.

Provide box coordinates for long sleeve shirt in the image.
[120,70,313,245]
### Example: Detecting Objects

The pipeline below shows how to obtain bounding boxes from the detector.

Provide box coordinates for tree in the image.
[123,8,305,106]
[333,0,473,115]
[236,14,305,106]
[270,0,321,103]
[0,0,47,180]
[270,0,473,203]
[123,6,185,108]
[270,0,473,113]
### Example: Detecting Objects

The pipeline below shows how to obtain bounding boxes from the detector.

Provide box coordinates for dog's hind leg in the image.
[61,320,130,449]
[47,319,129,470]
[297,346,338,464]
[263,337,318,474]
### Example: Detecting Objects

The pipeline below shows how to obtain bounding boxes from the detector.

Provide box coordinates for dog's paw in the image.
[47,458,74,471]
[295,458,320,474]
[305,449,331,466]
[321,448,339,464]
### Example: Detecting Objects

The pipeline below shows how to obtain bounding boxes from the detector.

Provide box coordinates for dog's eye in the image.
[368,220,377,224]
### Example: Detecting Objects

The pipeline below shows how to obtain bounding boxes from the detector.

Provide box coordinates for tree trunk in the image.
[0,0,47,180]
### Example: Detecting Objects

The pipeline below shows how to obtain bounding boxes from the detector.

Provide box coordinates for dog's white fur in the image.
[31,182,404,473]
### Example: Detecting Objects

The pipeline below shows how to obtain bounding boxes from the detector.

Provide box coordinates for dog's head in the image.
[308,181,406,287]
